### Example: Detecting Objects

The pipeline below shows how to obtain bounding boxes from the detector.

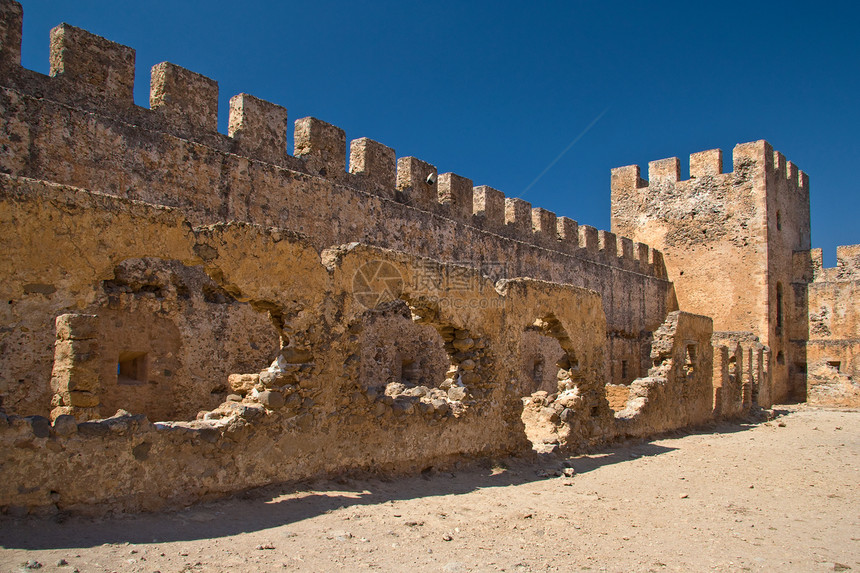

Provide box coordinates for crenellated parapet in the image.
[798,245,860,283]
[611,141,808,203]
[0,0,666,280]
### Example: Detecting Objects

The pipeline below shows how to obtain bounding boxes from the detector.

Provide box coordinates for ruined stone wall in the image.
[793,247,860,407]
[0,175,280,419]
[614,311,715,437]
[611,141,810,403]
[0,0,751,516]
[0,173,644,514]
[711,331,768,417]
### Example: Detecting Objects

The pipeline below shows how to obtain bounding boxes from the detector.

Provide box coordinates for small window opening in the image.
[728,355,737,378]
[401,358,420,385]
[776,351,785,365]
[118,351,148,385]
[776,283,784,334]
[532,358,545,386]
[827,361,841,372]
[621,360,628,380]
[776,210,782,230]
[684,345,697,378]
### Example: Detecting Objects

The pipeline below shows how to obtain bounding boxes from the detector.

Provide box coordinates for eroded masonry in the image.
[0,0,857,515]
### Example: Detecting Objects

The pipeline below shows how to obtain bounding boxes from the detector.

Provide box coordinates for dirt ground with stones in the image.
[1,406,857,573]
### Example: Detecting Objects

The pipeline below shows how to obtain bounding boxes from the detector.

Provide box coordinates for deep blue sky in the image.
[17,1,859,265]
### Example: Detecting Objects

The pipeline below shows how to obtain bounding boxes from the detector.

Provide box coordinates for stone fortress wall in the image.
[0,0,855,515]
[792,245,860,406]
[0,173,712,515]
[0,7,673,417]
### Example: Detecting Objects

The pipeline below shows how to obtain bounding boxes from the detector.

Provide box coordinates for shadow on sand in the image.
[0,418,763,550]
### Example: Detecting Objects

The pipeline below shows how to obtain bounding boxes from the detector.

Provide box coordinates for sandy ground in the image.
[1,405,858,573]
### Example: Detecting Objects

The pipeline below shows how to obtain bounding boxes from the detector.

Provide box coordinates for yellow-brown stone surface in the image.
[0,0,856,517]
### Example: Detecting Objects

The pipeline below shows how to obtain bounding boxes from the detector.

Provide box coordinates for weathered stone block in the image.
[150,62,219,133]
[294,117,346,178]
[618,236,634,260]
[437,173,473,219]
[26,415,51,438]
[473,185,504,227]
[349,137,396,193]
[578,225,598,253]
[505,197,531,236]
[49,23,135,105]
[51,364,99,393]
[55,313,98,341]
[635,242,649,266]
[648,157,680,183]
[396,157,437,208]
[690,149,722,178]
[732,140,773,172]
[599,230,617,258]
[52,414,78,436]
[0,0,22,68]
[67,391,99,408]
[228,373,259,394]
[228,93,288,165]
[557,216,578,245]
[610,164,643,191]
[532,208,557,242]
[53,339,99,364]
[257,390,285,409]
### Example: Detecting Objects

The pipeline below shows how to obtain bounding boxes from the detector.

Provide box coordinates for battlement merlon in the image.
[294,117,347,179]
[396,157,438,208]
[438,172,473,220]
[532,208,557,246]
[228,94,289,166]
[473,185,505,228]
[610,140,808,195]
[349,138,396,195]
[801,245,860,282]
[505,197,532,236]
[556,217,578,250]
[151,62,218,134]
[837,245,860,273]
[0,0,22,68]
[49,23,136,106]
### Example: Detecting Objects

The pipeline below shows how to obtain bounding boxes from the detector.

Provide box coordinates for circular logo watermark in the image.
[352,260,404,310]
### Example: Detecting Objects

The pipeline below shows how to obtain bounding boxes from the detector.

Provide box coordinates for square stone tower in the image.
[610,140,811,402]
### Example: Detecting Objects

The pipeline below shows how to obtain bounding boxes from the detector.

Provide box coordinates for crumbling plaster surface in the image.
[1,173,674,515]
[0,176,279,418]
[614,311,715,437]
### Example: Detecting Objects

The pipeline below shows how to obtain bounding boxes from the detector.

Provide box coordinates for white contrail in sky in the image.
[519,107,609,198]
